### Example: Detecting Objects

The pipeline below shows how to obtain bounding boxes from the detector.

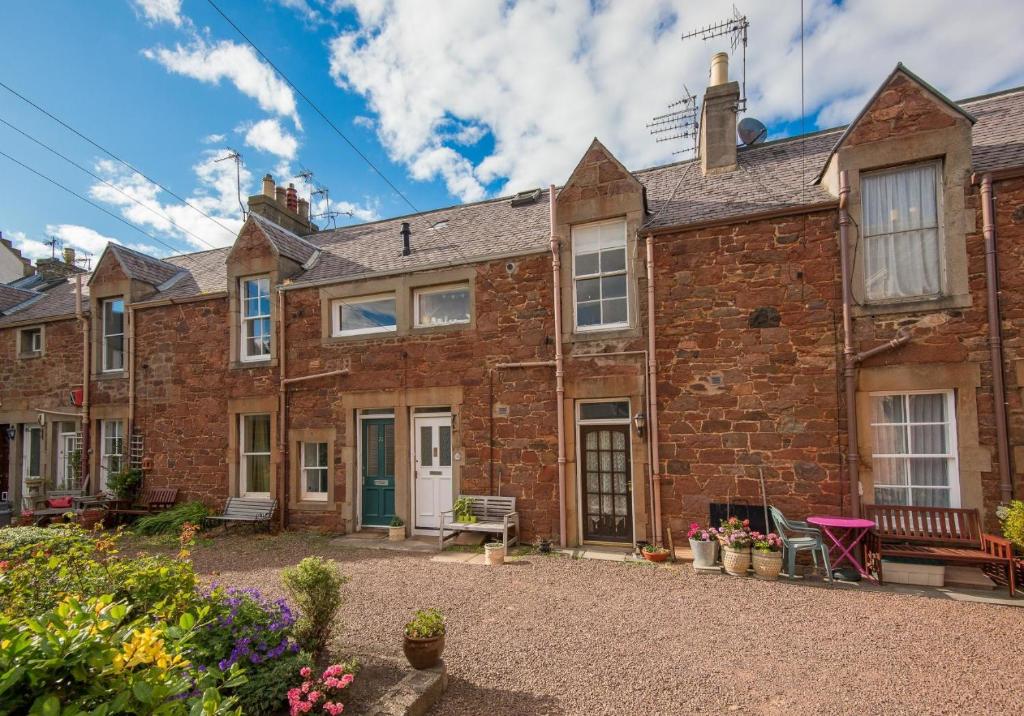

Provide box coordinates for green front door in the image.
[361,418,395,526]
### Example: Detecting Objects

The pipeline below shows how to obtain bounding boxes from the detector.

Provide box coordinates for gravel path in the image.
[184,534,1024,715]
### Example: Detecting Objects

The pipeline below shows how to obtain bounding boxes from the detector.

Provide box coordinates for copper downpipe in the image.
[980,174,1014,502]
[75,275,90,491]
[278,289,287,531]
[838,170,862,517]
[644,235,664,545]
[549,185,567,548]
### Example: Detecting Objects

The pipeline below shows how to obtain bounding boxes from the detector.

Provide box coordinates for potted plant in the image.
[403,608,445,669]
[484,540,506,566]
[641,543,670,563]
[452,496,473,523]
[106,467,143,501]
[751,532,784,580]
[536,535,552,554]
[686,521,719,568]
[388,515,406,542]
[997,500,1024,553]
[718,517,753,576]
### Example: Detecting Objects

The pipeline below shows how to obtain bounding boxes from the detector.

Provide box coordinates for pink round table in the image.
[806,515,876,579]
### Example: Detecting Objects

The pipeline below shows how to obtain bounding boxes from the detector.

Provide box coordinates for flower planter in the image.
[403,634,445,669]
[78,509,106,531]
[17,513,35,527]
[689,538,718,568]
[388,525,406,542]
[722,546,751,576]
[484,542,505,566]
[642,549,669,563]
[752,550,783,580]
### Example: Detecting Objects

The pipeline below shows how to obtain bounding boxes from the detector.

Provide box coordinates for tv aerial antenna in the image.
[44,235,61,259]
[298,168,353,230]
[646,86,699,157]
[214,148,246,219]
[682,6,750,112]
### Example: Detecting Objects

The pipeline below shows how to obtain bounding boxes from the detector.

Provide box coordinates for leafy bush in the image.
[282,557,348,658]
[0,523,95,554]
[0,594,244,715]
[135,501,211,535]
[997,500,1024,552]
[390,515,405,527]
[106,467,144,499]
[237,651,313,716]
[404,608,445,639]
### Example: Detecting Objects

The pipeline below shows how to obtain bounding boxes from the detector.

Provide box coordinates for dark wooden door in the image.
[580,425,632,542]
[361,418,395,526]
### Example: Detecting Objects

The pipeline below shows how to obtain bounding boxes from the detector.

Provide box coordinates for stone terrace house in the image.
[3,56,1024,546]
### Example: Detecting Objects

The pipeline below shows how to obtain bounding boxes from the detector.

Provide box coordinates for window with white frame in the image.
[102,298,125,371]
[240,414,271,496]
[413,283,470,327]
[572,219,628,330]
[99,420,124,493]
[241,277,272,361]
[22,425,42,480]
[301,442,329,500]
[862,161,943,302]
[332,294,397,337]
[20,327,42,356]
[871,391,959,507]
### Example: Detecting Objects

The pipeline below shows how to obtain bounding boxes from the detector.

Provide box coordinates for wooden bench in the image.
[439,495,518,551]
[204,497,277,533]
[864,504,1016,596]
[107,487,179,520]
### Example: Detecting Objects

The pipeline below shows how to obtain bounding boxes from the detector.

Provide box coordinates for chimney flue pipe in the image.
[709,51,729,86]
[401,222,411,256]
[262,174,275,198]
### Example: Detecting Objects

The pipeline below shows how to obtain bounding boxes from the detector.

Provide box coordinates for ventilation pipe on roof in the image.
[709,51,729,87]
[262,174,275,198]
[401,222,412,256]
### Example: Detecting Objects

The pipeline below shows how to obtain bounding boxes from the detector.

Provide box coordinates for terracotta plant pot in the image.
[78,509,106,530]
[403,634,445,669]
[642,549,669,563]
[752,551,783,580]
[388,525,406,542]
[18,513,35,527]
[689,538,719,568]
[484,542,505,566]
[722,546,751,576]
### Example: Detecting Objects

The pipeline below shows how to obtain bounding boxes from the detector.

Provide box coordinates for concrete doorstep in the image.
[364,661,448,716]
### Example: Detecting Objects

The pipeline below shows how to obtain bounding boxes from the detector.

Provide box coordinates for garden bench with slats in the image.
[864,504,1015,596]
[439,495,519,551]
[107,487,179,519]
[204,497,277,533]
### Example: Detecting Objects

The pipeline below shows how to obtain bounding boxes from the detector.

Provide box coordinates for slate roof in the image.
[0,284,38,313]
[4,84,1024,325]
[0,276,88,325]
[251,213,319,265]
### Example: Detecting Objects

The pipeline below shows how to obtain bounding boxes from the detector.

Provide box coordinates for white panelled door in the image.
[413,415,453,530]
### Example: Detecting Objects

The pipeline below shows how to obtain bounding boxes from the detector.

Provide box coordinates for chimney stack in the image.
[286,183,298,212]
[275,186,287,206]
[246,173,319,236]
[699,52,739,176]
[401,222,411,256]
[298,198,310,220]
[63,247,76,266]
[262,174,275,198]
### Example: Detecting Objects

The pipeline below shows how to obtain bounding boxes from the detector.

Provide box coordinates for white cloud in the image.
[353,115,376,130]
[131,0,184,27]
[145,37,302,129]
[243,119,300,160]
[4,230,52,261]
[202,133,227,144]
[45,225,121,256]
[327,0,1024,201]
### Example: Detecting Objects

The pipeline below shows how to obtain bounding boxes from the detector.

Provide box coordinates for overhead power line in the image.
[0,79,239,240]
[0,147,186,257]
[0,114,218,250]
[205,0,421,216]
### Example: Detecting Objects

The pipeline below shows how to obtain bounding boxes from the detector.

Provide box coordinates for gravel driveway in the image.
[184,534,1024,715]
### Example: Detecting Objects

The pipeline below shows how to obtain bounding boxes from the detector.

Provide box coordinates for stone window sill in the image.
[567,325,640,343]
[230,359,279,371]
[852,292,971,318]
[93,370,128,381]
[18,352,43,360]
[289,499,334,511]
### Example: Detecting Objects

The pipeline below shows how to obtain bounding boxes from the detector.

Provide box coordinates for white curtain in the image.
[863,164,940,301]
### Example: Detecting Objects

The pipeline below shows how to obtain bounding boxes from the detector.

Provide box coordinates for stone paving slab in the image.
[331,534,437,553]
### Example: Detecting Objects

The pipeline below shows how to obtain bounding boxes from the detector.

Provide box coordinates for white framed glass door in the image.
[99,420,124,494]
[56,431,78,491]
[412,415,453,531]
[240,414,271,497]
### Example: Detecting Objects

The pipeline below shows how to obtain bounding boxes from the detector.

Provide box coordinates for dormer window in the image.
[862,160,942,302]
[101,298,125,372]
[573,219,628,331]
[241,276,271,361]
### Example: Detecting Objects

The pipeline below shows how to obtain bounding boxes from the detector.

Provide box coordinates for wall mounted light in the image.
[633,411,646,437]
[5,426,16,442]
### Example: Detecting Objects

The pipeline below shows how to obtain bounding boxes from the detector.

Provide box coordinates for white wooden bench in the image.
[204,497,277,533]
[439,495,519,551]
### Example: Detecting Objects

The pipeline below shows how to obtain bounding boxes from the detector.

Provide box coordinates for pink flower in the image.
[300,666,312,678]
[323,703,345,715]
[288,688,301,703]
[308,691,322,703]
[339,674,354,688]
[323,664,343,678]
[302,682,311,694]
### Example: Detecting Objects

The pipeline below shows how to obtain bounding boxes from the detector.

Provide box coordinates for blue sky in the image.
[2,0,1024,263]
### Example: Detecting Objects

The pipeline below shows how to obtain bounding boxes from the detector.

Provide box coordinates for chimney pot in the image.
[275,186,287,206]
[298,198,310,220]
[709,52,729,86]
[262,174,275,198]
[286,183,298,212]
[63,247,76,265]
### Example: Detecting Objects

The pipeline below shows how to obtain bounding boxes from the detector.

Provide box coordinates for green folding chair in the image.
[770,506,832,581]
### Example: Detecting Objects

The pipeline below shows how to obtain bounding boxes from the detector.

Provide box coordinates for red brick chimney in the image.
[286,184,298,212]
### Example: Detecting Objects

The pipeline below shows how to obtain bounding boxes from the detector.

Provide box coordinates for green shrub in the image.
[0,594,244,715]
[404,608,445,639]
[106,467,144,499]
[997,500,1024,552]
[282,556,348,658]
[135,501,211,535]
[0,523,95,554]
[235,651,313,716]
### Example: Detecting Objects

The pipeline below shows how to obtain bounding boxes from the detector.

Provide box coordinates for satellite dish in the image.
[737,117,768,146]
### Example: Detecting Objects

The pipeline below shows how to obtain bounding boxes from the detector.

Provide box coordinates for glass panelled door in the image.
[413,416,453,530]
[361,418,396,526]
[580,425,632,542]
